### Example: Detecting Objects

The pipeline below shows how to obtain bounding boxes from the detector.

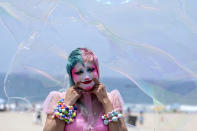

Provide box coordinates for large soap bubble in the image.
[1,0,197,130]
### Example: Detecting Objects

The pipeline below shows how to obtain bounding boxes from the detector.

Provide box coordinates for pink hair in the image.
[80,48,100,78]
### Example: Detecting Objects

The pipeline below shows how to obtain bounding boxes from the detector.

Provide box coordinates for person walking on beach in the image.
[138,111,144,125]
[43,48,127,131]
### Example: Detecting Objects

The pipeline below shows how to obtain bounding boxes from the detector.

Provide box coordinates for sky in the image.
[0,0,197,106]
[0,0,197,78]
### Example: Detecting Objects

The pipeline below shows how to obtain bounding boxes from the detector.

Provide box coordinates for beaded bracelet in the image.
[52,98,77,124]
[101,110,123,125]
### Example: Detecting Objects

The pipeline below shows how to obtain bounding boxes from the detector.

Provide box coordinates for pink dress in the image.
[42,90,124,131]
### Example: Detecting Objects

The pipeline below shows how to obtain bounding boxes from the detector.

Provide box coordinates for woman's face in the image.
[71,62,99,91]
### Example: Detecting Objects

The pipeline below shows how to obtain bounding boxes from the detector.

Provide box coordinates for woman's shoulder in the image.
[45,91,66,103]
[42,91,65,114]
[107,89,124,111]
[108,89,121,96]
[107,89,123,100]
[47,91,65,98]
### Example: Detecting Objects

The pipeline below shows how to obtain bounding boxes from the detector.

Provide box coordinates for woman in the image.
[43,48,127,131]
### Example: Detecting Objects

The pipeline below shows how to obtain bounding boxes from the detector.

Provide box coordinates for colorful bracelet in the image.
[52,98,77,124]
[101,110,123,125]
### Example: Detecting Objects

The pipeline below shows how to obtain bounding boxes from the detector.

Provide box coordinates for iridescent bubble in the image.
[1,0,197,130]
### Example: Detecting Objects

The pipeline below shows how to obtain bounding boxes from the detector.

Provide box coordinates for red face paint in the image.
[71,62,99,91]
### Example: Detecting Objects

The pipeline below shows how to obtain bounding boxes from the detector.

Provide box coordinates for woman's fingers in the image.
[74,81,81,89]
[92,78,100,91]
[75,88,83,95]
[91,85,100,94]
[73,82,83,95]
[93,78,100,85]
[70,89,81,99]
[90,84,97,93]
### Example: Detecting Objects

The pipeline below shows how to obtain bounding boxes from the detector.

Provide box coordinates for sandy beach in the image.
[0,111,196,131]
[127,112,197,131]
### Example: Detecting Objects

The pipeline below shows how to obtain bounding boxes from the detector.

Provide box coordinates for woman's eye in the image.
[87,68,95,72]
[75,70,83,75]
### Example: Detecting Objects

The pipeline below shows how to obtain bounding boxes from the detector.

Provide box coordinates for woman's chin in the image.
[84,86,93,91]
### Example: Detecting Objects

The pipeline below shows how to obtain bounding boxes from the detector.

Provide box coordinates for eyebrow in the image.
[75,68,83,72]
[74,64,94,72]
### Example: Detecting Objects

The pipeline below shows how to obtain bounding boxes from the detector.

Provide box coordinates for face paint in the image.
[71,62,99,91]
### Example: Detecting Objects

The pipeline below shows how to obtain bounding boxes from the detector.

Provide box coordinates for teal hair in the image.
[66,48,84,86]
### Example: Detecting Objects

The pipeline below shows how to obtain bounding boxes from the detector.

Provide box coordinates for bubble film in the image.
[1,0,197,130]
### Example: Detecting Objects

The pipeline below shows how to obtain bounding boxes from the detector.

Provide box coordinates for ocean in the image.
[1,73,197,112]
[0,73,152,104]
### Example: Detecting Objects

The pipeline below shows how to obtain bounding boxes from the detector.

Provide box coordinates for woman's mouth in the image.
[82,80,92,84]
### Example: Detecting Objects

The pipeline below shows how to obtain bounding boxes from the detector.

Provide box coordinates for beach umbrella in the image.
[153,105,164,112]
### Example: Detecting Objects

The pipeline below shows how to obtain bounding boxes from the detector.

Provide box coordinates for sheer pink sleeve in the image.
[108,89,124,112]
[42,91,65,114]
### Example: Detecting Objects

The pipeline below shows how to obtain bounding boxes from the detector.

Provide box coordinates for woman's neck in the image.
[81,92,93,111]
[80,92,103,112]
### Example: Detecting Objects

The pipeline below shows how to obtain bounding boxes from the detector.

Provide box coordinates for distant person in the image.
[31,104,35,112]
[138,111,144,125]
[15,100,19,111]
[42,48,127,131]
[34,108,42,125]
[126,107,137,126]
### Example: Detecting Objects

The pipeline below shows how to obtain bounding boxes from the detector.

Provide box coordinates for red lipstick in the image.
[82,80,92,84]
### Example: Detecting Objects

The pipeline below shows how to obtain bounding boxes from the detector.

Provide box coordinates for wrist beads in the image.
[101,110,123,125]
[52,98,77,124]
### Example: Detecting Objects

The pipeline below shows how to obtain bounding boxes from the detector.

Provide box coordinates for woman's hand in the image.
[91,79,127,131]
[91,78,109,105]
[64,82,82,106]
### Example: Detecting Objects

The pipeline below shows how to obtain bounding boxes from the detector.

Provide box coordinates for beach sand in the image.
[0,111,44,131]
[0,111,196,131]
[127,112,197,131]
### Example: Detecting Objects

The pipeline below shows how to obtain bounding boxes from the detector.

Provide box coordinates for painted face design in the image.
[71,62,99,91]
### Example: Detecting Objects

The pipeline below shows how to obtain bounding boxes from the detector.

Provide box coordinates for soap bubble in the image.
[1,0,197,130]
